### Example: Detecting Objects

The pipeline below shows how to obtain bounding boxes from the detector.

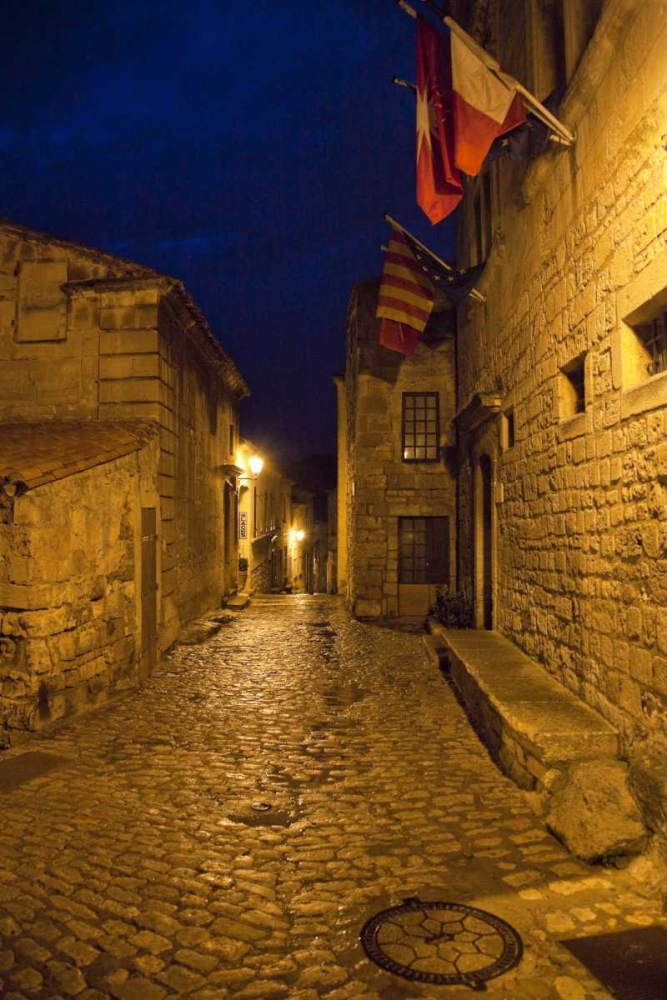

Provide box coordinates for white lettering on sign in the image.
[239,511,248,539]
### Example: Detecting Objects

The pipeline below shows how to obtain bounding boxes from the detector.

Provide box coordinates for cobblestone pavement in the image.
[1,595,665,1000]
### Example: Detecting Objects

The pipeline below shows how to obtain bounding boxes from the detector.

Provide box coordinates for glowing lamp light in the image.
[295,529,305,542]
[248,455,264,476]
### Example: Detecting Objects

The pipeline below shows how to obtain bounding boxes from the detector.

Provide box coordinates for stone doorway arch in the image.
[474,453,494,629]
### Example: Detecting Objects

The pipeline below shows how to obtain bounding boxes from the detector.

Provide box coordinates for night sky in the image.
[1,1,456,463]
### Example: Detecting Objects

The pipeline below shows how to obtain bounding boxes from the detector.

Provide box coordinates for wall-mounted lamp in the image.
[238,454,264,490]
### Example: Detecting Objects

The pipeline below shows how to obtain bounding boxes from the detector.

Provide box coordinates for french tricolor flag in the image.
[450,29,526,176]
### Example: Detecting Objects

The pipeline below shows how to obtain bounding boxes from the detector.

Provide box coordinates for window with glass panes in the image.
[398,517,449,584]
[402,392,439,462]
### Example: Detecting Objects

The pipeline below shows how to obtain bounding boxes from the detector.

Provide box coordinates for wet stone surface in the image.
[0,594,664,999]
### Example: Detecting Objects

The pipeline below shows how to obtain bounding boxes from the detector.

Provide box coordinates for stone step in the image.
[225,592,251,610]
[429,625,619,790]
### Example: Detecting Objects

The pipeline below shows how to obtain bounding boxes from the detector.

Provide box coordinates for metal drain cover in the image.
[361,897,522,991]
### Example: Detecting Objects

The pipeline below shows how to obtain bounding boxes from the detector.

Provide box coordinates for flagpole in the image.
[384,214,486,304]
[393,72,566,149]
[395,0,574,145]
[392,75,417,93]
[441,16,575,145]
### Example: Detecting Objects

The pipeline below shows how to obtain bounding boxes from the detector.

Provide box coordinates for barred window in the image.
[636,311,667,378]
[402,393,439,462]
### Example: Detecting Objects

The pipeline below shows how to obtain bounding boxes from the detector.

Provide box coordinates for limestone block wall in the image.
[0,442,159,742]
[0,222,247,656]
[238,453,292,594]
[250,537,272,593]
[69,281,240,644]
[345,282,458,618]
[156,296,237,636]
[456,0,667,746]
[0,225,142,421]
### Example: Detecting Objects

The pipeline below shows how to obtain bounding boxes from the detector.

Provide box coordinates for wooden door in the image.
[140,508,158,678]
[398,516,450,617]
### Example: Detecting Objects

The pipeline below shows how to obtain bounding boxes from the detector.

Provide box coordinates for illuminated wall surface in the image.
[453,0,667,745]
[0,223,247,738]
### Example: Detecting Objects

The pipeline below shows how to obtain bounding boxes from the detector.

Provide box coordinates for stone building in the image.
[325,488,338,594]
[289,490,315,593]
[449,0,667,840]
[237,439,292,593]
[311,490,330,595]
[336,280,457,618]
[0,220,248,742]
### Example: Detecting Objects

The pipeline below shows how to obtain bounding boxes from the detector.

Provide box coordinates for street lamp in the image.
[248,454,264,477]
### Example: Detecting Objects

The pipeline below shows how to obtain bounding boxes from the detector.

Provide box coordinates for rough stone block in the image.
[100,304,158,331]
[354,599,381,618]
[99,329,160,355]
[546,759,647,862]
[629,744,667,834]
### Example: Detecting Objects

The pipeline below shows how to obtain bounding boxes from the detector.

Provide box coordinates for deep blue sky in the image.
[1,0,456,462]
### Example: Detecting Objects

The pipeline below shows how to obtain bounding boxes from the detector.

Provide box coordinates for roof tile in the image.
[0,420,158,492]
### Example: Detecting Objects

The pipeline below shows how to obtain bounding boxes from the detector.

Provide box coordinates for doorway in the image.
[223,481,237,595]
[140,507,158,677]
[398,516,450,617]
[475,455,494,629]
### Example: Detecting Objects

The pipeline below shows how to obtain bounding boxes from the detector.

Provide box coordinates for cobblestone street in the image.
[0,595,664,1000]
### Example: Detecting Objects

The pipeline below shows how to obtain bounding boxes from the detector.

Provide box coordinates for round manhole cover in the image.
[360,897,522,991]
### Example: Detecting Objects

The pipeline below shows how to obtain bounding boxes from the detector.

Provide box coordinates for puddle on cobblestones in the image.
[262,768,302,791]
[177,614,234,646]
[323,680,368,706]
[226,801,301,827]
[0,750,69,792]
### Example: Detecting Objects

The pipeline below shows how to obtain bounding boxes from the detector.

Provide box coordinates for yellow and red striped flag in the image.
[376,227,435,356]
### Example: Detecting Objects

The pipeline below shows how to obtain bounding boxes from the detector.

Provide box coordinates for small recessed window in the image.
[402,393,439,462]
[503,408,515,449]
[229,423,235,455]
[560,355,586,420]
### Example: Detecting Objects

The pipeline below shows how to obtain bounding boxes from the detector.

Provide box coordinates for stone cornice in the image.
[62,276,169,296]
[454,391,503,430]
[64,275,250,400]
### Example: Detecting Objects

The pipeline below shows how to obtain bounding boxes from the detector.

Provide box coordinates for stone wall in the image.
[156,295,240,635]
[0,222,248,660]
[250,537,272,593]
[0,225,140,421]
[0,442,159,743]
[344,282,458,618]
[455,0,667,754]
[237,445,292,595]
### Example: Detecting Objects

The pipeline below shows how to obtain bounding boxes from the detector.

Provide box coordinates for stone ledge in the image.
[225,592,251,610]
[428,625,619,791]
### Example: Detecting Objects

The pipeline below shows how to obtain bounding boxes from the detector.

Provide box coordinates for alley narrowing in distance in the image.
[0,595,664,1000]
